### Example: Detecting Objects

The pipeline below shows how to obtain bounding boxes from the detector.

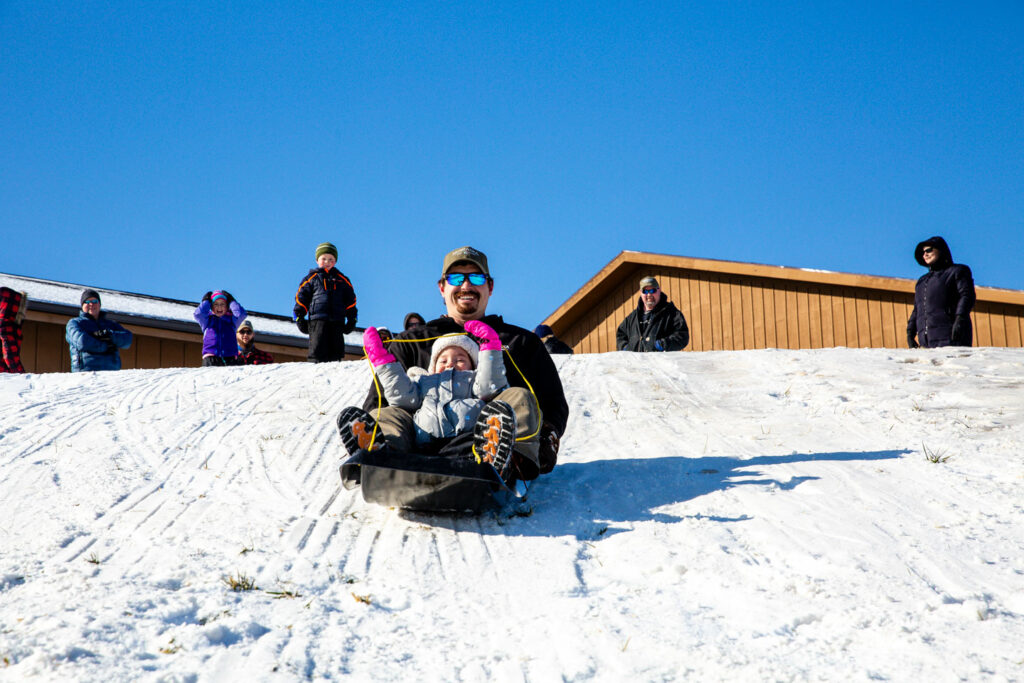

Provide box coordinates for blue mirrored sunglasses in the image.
[83,299,100,304]
[642,287,659,295]
[444,273,488,286]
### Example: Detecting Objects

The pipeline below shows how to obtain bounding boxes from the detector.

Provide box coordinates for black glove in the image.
[221,291,235,304]
[105,341,118,353]
[202,291,212,303]
[537,422,560,474]
[343,317,357,334]
[296,317,309,335]
[93,329,112,343]
[951,316,968,345]
[907,332,919,349]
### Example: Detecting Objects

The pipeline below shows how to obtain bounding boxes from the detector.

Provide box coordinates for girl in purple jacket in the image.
[193,290,247,366]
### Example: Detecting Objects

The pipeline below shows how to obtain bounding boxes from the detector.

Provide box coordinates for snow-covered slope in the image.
[1,348,1022,681]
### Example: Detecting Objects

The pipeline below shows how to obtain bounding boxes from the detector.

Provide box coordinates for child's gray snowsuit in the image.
[374,348,508,447]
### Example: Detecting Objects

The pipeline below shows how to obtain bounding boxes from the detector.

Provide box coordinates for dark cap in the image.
[81,289,101,305]
[442,246,489,275]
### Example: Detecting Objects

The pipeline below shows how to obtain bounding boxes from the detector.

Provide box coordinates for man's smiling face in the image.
[439,263,492,324]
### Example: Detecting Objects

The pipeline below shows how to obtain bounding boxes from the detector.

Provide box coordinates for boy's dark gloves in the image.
[202,291,212,303]
[92,329,112,342]
[296,318,309,335]
[907,332,919,349]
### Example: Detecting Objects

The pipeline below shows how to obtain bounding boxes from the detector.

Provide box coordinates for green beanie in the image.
[315,242,338,260]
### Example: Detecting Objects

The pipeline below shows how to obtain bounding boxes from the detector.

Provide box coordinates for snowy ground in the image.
[1,347,1023,681]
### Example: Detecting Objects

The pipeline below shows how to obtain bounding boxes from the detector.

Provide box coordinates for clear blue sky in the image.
[3,2,1022,332]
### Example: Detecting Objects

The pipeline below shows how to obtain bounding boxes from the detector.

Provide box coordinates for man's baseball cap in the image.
[639,276,660,290]
[442,246,489,275]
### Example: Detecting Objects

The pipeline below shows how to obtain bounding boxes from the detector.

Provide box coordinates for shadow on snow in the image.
[413,449,909,538]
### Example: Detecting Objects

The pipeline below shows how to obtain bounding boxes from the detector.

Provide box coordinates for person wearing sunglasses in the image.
[353,245,568,482]
[616,276,690,353]
[65,289,133,372]
[907,236,976,348]
[235,319,274,365]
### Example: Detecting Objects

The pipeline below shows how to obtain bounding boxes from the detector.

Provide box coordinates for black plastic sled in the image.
[340,448,529,513]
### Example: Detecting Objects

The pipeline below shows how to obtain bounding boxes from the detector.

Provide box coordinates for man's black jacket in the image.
[616,294,690,352]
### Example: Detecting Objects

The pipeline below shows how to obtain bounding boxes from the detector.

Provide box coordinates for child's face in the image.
[435,346,473,373]
[317,254,337,270]
[212,299,228,316]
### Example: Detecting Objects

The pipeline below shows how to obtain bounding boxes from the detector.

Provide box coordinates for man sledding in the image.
[336,246,569,508]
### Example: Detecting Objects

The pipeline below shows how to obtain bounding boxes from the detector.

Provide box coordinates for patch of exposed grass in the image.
[922,443,952,464]
[222,572,258,591]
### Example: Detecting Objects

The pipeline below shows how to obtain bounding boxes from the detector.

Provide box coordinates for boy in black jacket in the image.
[294,242,358,362]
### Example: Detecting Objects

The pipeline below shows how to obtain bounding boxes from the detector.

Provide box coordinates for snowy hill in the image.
[1,348,1022,680]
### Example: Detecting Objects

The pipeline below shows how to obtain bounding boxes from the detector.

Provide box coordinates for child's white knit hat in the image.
[428,334,479,373]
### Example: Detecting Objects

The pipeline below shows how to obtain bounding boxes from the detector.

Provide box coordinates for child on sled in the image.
[337,320,516,478]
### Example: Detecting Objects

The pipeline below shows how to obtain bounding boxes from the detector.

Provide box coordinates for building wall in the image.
[18,313,311,373]
[557,263,1024,353]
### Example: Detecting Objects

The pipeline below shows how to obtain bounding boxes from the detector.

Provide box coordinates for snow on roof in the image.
[0,271,361,344]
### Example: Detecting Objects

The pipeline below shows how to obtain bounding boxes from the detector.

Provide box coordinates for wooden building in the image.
[2,273,363,373]
[543,251,1024,353]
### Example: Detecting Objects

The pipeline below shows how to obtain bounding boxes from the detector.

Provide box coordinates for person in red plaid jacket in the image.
[1,287,27,373]
[235,320,274,365]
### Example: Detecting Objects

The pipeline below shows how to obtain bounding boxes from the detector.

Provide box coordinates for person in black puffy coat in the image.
[907,236,976,348]
[616,276,690,352]
[293,242,358,363]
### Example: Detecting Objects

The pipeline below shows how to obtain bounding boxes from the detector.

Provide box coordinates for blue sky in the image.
[2,2,1022,332]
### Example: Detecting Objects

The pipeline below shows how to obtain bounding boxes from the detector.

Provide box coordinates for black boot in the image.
[336,406,383,456]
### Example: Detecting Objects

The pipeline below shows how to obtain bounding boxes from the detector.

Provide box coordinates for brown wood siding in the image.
[554,261,1024,353]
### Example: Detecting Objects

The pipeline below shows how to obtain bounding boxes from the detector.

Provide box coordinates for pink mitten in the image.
[464,320,502,351]
[363,326,396,366]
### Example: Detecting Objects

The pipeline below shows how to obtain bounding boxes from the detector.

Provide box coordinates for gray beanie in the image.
[428,334,479,373]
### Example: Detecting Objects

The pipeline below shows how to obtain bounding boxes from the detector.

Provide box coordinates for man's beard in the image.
[452,292,480,315]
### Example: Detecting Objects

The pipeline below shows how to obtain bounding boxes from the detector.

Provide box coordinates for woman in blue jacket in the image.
[194,290,247,366]
[66,289,133,372]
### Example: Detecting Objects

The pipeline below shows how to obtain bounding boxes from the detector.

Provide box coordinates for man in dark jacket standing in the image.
[907,236,976,348]
[616,276,690,352]
[356,246,569,481]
